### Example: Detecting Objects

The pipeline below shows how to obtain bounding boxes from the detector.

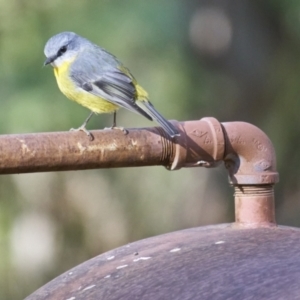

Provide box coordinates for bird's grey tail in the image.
[143,101,180,138]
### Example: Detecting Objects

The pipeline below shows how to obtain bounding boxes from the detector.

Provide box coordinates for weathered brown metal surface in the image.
[222,122,278,185]
[0,127,175,174]
[25,225,300,300]
[169,117,225,170]
[0,118,227,174]
[0,118,279,184]
[234,185,276,228]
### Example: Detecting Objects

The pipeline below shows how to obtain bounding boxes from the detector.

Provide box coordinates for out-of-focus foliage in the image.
[0,0,300,298]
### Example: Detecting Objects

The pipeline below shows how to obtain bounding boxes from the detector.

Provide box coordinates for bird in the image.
[43,31,180,140]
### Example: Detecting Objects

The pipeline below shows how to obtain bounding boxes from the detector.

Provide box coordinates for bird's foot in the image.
[104,126,128,135]
[70,126,94,141]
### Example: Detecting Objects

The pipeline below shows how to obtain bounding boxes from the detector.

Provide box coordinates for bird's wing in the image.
[70,53,152,120]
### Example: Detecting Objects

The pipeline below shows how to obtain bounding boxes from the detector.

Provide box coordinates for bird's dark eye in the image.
[58,45,67,56]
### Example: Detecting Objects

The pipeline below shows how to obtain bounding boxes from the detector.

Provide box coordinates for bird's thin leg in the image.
[70,111,94,141]
[105,111,128,134]
[112,111,117,128]
[83,111,94,127]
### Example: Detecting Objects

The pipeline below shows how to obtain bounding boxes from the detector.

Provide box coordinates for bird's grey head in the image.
[44,31,87,67]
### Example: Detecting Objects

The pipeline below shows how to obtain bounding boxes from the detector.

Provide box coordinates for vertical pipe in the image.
[234,185,276,227]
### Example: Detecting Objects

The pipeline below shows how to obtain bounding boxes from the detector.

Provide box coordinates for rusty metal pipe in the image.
[222,122,278,185]
[0,118,279,227]
[220,121,279,227]
[234,185,276,227]
[0,128,175,174]
[0,118,226,174]
[0,119,279,181]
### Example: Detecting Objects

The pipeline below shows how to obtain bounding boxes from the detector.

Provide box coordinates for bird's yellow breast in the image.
[53,59,118,114]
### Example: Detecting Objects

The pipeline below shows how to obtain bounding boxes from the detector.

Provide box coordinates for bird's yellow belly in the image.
[54,60,118,114]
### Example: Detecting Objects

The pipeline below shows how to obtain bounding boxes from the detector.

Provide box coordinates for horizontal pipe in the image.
[0,119,225,174]
[0,118,279,187]
[0,128,174,174]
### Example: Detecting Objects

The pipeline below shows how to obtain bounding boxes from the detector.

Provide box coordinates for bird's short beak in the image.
[44,55,56,66]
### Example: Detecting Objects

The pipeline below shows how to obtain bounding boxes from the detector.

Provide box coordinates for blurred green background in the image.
[0,0,300,298]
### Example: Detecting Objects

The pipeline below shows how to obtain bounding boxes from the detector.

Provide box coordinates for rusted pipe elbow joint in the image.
[221,122,278,185]
[169,118,279,185]
[221,122,279,227]
[168,118,279,227]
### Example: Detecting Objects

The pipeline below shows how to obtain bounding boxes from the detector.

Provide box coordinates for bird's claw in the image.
[70,126,94,141]
[105,126,128,135]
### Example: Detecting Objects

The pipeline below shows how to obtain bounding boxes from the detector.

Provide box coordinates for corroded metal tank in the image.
[25,225,300,300]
